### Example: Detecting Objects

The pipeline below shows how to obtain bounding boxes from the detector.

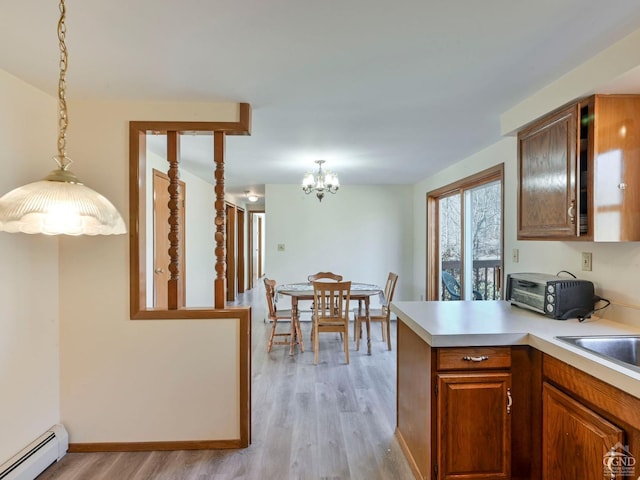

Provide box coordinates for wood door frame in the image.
[226,202,237,302]
[248,210,265,290]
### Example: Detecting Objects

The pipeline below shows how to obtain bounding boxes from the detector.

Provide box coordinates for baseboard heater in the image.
[0,425,68,480]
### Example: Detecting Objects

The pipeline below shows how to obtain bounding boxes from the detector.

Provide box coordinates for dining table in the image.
[275,282,383,355]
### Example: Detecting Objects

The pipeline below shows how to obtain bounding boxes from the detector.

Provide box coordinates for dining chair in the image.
[307,271,343,282]
[264,278,303,354]
[355,272,398,351]
[307,271,343,321]
[311,280,351,364]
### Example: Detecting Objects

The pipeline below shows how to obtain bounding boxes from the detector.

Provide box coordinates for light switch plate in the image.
[277,243,285,252]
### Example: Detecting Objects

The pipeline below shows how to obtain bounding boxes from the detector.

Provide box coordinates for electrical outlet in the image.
[581,252,592,271]
[512,248,519,263]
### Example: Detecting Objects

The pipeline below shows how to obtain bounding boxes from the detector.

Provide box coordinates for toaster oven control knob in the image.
[547,285,555,294]
[546,303,554,313]
[547,294,554,303]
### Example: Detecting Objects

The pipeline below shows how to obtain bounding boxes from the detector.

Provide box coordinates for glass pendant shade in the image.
[0,0,126,236]
[0,166,126,236]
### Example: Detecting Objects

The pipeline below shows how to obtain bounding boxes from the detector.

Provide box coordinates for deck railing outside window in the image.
[441,259,501,301]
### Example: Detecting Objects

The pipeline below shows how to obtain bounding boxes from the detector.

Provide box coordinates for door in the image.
[428,165,503,301]
[257,215,263,278]
[248,211,265,289]
[226,203,237,302]
[237,208,245,294]
[152,169,186,308]
[543,382,624,479]
[437,372,511,480]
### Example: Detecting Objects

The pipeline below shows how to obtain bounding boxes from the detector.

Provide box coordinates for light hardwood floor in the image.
[38,281,414,479]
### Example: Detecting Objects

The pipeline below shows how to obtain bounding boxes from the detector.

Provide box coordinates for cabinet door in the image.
[543,382,624,479]
[437,372,511,480]
[518,105,578,239]
[592,95,640,241]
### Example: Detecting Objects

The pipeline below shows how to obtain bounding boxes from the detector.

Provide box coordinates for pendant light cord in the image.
[56,0,71,171]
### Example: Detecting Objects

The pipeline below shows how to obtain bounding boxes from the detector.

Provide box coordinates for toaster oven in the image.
[506,272,595,320]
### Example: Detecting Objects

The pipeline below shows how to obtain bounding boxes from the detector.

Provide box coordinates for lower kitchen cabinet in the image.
[543,355,640,480]
[396,320,537,480]
[542,382,623,479]
[394,307,640,479]
[437,372,511,479]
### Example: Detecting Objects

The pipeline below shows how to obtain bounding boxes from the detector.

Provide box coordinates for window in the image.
[427,165,503,301]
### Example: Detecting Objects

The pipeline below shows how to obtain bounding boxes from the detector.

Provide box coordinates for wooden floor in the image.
[38,281,414,480]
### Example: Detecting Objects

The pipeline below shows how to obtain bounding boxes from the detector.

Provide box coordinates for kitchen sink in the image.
[555,335,640,373]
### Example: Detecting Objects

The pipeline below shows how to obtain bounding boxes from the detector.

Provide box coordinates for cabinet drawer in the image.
[437,347,511,370]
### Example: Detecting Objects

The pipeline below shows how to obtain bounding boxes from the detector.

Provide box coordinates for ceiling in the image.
[3,1,640,203]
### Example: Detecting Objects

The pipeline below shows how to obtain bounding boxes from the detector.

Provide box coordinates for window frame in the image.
[426,164,504,301]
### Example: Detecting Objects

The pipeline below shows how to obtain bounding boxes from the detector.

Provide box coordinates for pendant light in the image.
[0,0,126,235]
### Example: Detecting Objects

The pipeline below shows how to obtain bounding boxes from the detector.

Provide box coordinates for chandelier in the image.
[302,160,340,202]
[0,0,126,235]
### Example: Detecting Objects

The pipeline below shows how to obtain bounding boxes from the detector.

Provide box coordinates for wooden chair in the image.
[307,271,343,320]
[312,280,351,364]
[355,272,398,351]
[308,271,343,282]
[264,278,303,354]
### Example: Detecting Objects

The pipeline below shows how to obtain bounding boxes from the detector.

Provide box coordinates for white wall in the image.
[59,101,244,443]
[264,184,413,306]
[0,70,60,463]
[412,27,640,326]
[183,166,216,307]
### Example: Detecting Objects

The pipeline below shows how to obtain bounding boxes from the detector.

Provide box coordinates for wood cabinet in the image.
[543,355,640,480]
[436,347,512,480]
[396,320,433,480]
[542,382,623,479]
[517,94,640,241]
[396,323,537,480]
[437,372,511,479]
[518,104,578,239]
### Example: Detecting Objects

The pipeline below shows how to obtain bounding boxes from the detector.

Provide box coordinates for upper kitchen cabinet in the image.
[517,94,640,241]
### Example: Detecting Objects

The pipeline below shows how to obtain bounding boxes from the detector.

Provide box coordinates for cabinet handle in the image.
[568,200,576,225]
[462,355,488,362]
[507,387,512,414]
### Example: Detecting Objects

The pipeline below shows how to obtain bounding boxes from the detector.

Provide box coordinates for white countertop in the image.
[391,300,640,398]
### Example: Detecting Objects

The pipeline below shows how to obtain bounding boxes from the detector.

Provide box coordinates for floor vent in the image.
[0,425,68,480]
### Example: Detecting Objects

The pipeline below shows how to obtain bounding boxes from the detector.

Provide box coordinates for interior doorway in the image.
[248,210,265,290]
[225,202,248,301]
[226,203,237,302]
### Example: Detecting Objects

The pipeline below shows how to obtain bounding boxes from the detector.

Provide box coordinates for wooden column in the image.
[167,131,183,310]
[214,131,227,308]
